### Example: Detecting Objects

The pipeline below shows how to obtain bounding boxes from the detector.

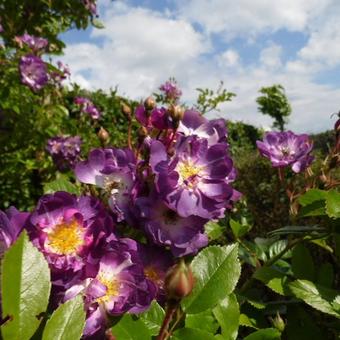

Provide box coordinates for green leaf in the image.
[139,301,165,336]
[288,280,340,318]
[205,221,223,241]
[182,244,241,314]
[299,201,326,217]
[244,328,281,340]
[230,219,251,238]
[213,293,239,340]
[111,315,151,340]
[42,295,85,340]
[299,189,327,206]
[1,231,51,340]
[92,18,105,29]
[44,175,79,195]
[253,267,289,295]
[172,328,216,340]
[326,190,340,218]
[268,240,291,259]
[186,310,219,334]
[239,314,258,329]
[292,244,315,281]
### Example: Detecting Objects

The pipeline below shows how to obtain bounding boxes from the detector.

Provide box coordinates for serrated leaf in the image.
[299,201,326,217]
[244,328,281,340]
[326,190,340,218]
[172,328,215,340]
[253,267,289,296]
[186,310,219,334]
[213,293,239,340]
[292,244,315,281]
[239,314,258,329]
[1,231,51,340]
[139,301,165,336]
[111,315,151,340]
[182,244,241,314]
[205,221,223,241]
[44,176,79,195]
[230,219,250,238]
[42,295,85,340]
[299,189,327,206]
[288,280,340,318]
[268,240,291,259]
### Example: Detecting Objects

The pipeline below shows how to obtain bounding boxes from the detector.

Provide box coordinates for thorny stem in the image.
[157,302,179,340]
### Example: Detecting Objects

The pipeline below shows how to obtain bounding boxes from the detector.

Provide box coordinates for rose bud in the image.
[168,105,184,122]
[121,103,131,117]
[270,312,285,332]
[98,127,110,144]
[144,96,156,111]
[165,260,194,300]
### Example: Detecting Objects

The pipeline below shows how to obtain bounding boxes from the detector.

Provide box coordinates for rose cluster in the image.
[16,34,70,91]
[0,192,173,338]
[74,97,102,120]
[46,136,82,171]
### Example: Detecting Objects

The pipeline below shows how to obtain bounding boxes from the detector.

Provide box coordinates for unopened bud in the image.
[168,105,184,122]
[98,127,110,144]
[138,126,148,144]
[270,312,285,332]
[165,260,194,300]
[144,96,156,110]
[121,103,131,117]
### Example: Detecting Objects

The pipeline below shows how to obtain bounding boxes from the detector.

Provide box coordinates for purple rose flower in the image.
[16,33,48,52]
[63,240,153,338]
[0,207,29,257]
[46,136,82,171]
[256,131,314,173]
[134,243,173,303]
[135,105,173,130]
[75,148,136,221]
[150,136,236,219]
[136,195,208,257]
[83,0,98,15]
[159,79,182,102]
[19,54,48,91]
[27,192,115,277]
[74,97,101,119]
[178,109,228,145]
[50,61,71,84]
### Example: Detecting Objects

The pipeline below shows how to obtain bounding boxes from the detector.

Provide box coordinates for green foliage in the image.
[0,0,95,53]
[139,301,165,336]
[256,84,291,131]
[182,244,241,314]
[213,294,240,340]
[111,315,152,340]
[42,295,86,340]
[195,81,235,114]
[1,231,51,340]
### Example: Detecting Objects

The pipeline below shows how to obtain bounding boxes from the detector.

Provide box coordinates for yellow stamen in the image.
[144,266,160,284]
[96,275,119,303]
[177,161,201,180]
[47,219,84,255]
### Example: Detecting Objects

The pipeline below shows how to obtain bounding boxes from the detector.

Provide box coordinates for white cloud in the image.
[60,0,340,133]
[176,0,331,39]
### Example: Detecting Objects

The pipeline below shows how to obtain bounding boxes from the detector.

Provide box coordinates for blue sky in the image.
[61,0,340,132]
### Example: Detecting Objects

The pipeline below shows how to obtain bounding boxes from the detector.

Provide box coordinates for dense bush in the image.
[1,2,340,340]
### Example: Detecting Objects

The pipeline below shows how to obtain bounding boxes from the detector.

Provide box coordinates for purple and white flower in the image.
[178,109,228,145]
[159,79,182,102]
[63,240,153,338]
[16,33,48,52]
[74,97,101,119]
[256,131,314,173]
[19,54,48,91]
[136,195,208,257]
[27,192,115,276]
[46,136,82,171]
[150,136,237,219]
[0,207,29,257]
[75,148,136,221]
